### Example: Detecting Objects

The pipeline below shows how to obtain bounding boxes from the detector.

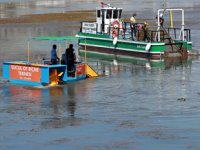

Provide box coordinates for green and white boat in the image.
[76,3,192,60]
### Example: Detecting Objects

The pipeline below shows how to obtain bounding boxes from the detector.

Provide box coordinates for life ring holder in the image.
[112,29,118,39]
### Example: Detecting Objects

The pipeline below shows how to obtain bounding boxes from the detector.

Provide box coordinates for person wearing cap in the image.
[65,44,76,73]
[130,13,137,40]
[143,22,149,41]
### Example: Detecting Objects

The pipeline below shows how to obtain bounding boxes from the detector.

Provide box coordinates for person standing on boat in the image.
[159,13,164,27]
[61,52,66,65]
[51,44,60,64]
[143,22,150,42]
[65,44,76,72]
[119,18,125,39]
[130,13,137,40]
[156,13,164,27]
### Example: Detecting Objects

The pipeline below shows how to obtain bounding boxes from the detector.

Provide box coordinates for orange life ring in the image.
[112,20,120,28]
[112,29,118,39]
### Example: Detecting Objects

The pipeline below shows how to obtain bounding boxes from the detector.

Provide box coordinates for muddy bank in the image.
[0,10,96,24]
[0,10,148,25]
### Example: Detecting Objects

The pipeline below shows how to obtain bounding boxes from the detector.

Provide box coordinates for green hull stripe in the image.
[77,34,165,46]
[79,43,164,54]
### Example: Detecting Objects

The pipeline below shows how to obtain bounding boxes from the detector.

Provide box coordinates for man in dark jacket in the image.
[65,44,76,72]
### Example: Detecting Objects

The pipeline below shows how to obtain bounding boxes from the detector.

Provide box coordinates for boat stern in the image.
[3,61,67,86]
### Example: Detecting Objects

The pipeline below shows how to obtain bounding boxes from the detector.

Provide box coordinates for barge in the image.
[76,3,192,59]
[2,36,98,87]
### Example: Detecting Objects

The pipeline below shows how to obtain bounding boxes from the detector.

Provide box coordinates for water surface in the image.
[0,0,200,150]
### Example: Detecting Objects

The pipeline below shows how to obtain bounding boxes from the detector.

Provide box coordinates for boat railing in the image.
[166,27,191,41]
[107,22,165,42]
[80,21,191,44]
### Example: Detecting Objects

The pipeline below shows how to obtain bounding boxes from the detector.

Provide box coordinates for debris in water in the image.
[177,98,186,101]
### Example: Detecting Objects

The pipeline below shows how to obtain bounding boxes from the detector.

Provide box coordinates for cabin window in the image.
[106,9,112,19]
[113,9,118,19]
[97,10,101,18]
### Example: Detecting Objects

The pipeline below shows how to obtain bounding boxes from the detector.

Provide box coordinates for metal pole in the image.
[84,39,87,64]
[27,42,30,63]
[181,9,185,41]
[170,10,174,28]
[157,10,161,42]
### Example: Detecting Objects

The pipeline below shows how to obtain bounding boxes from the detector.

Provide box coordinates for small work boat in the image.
[2,36,98,87]
[76,3,192,60]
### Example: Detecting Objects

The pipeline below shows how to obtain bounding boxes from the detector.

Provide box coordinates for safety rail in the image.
[166,27,191,41]
[80,21,191,44]
[107,22,164,42]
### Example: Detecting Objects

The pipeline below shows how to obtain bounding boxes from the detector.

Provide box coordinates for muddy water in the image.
[0,0,200,150]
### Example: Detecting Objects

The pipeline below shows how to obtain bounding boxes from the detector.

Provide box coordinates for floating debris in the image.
[177,97,186,101]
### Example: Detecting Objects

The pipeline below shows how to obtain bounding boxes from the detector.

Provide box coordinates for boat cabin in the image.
[80,3,122,34]
[96,2,122,33]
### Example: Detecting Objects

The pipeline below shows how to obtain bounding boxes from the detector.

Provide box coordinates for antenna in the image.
[101,2,111,8]
[162,0,167,13]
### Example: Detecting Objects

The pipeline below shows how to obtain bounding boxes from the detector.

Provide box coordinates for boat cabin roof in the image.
[96,3,122,10]
[96,6,122,10]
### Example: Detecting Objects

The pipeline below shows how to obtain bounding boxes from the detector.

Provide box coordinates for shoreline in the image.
[0,10,147,25]
[0,10,96,25]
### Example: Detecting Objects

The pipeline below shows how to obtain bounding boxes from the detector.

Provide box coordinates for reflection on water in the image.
[66,85,76,116]
[3,85,42,104]
[87,55,194,77]
[49,85,76,116]
[49,87,66,115]
[40,116,86,129]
